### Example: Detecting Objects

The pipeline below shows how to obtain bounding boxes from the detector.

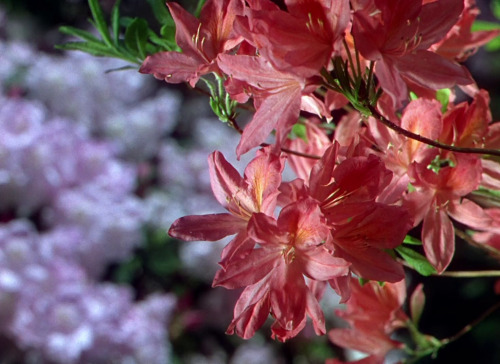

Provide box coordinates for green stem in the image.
[438,270,500,278]
[342,38,358,81]
[399,259,500,278]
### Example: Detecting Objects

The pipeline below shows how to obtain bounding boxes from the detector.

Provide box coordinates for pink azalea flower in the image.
[139,0,244,86]
[441,89,492,148]
[431,0,500,63]
[235,0,350,78]
[308,144,411,283]
[281,143,412,284]
[366,98,443,203]
[283,117,331,181]
[168,148,284,267]
[398,93,499,272]
[217,54,311,157]
[215,198,350,341]
[405,150,485,272]
[352,0,472,106]
[328,278,409,364]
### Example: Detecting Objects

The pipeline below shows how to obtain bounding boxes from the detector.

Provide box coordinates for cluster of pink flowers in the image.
[140,0,500,360]
[327,277,413,364]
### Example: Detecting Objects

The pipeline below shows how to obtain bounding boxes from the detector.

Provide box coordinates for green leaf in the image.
[403,235,423,246]
[111,0,122,46]
[55,41,116,57]
[292,123,308,142]
[88,0,113,47]
[320,122,336,131]
[148,29,175,52]
[119,16,135,27]
[494,0,500,20]
[146,0,174,25]
[396,246,437,276]
[124,18,150,59]
[193,0,206,17]
[333,56,351,92]
[112,257,142,284]
[485,37,500,52]
[471,20,500,52]
[474,186,500,199]
[427,154,455,174]
[469,187,500,208]
[160,24,180,51]
[436,88,451,113]
[471,20,500,32]
[59,26,100,43]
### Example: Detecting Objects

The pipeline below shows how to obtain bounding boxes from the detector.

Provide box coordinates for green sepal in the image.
[427,154,456,174]
[358,277,369,286]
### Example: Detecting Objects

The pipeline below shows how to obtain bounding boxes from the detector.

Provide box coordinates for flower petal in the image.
[422,205,455,273]
[168,213,244,241]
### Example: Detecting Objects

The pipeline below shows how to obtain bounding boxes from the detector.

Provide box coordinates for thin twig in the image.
[260,142,321,160]
[455,229,500,259]
[439,270,500,278]
[399,259,500,277]
[368,105,500,157]
[441,301,500,346]
[227,115,321,160]
[227,115,244,134]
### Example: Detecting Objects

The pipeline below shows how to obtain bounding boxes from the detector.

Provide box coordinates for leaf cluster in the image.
[56,0,179,65]
[201,74,239,125]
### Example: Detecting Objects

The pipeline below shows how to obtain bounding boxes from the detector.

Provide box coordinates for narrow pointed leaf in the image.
[55,41,115,57]
[59,26,100,43]
[396,245,436,276]
[160,24,179,50]
[146,0,174,25]
[403,235,422,246]
[149,28,176,51]
[88,0,113,47]
[111,0,122,45]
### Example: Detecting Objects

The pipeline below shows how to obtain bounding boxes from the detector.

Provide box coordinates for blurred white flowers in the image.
[0,37,181,362]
